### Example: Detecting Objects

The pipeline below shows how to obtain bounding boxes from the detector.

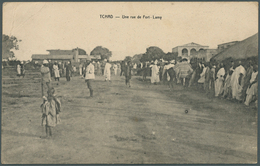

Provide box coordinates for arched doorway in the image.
[182,48,188,56]
[190,48,197,56]
[198,48,206,58]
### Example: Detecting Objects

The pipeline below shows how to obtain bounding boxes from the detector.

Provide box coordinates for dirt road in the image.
[2,72,257,164]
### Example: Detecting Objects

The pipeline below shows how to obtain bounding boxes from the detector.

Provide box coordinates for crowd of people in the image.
[37,56,257,138]
[138,57,258,107]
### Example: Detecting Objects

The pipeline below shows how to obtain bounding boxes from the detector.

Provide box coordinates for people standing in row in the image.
[104,59,111,81]
[84,57,95,97]
[53,61,60,83]
[244,64,258,106]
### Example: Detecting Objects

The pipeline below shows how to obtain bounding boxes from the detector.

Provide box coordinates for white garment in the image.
[79,64,82,75]
[85,63,95,80]
[17,64,21,75]
[215,67,225,96]
[151,65,160,83]
[113,64,118,75]
[53,65,60,78]
[104,63,111,80]
[198,67,207,83]
[250,71,258,83]
[230,65,246,99]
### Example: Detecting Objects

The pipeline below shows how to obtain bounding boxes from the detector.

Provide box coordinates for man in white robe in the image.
[215,64,225,97]
[53,62,60,82]
[150,62,160,84]
[230,61,246,101]
[17,63,21,76]
[104,59,112,81]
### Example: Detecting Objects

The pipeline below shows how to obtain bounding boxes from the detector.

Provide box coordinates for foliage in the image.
[163,52,178,61]
[140,46,165,62]
[131,54,142,64]
[90,46,112,60]
[2,34,21,59]
[124,56,132,62]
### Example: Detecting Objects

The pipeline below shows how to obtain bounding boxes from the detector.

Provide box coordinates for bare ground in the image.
[1,70,257,164]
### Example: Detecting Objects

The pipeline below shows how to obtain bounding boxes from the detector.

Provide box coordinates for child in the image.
[41,87,61,138]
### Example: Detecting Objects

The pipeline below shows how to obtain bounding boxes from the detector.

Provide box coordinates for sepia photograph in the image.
[2,2,258,164]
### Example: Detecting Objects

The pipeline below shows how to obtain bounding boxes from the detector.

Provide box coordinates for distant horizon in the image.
[3,2,258,61]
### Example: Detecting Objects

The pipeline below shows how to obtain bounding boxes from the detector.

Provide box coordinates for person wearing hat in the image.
[165,60,176,90]
[41,60,52,97]
[85,56,95,97]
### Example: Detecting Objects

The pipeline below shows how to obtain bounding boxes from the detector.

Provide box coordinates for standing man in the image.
[124,61,132,87]
[66,61,73,81]
[79,63,83,77]
[20,61,25,78]
[85,57,95,97]
[17,62,21,77]
[150,61,160,84]
[230,60,246,101]
[113,63,118,76]
[53,61,60,83]
[215,63,225,97]
[120,60,125,76]
[104,59,112,81]
[41,60,51,97]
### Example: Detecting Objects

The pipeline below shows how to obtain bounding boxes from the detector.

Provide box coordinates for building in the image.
[217,41,239,53]
[172,42,219,61]
[172,42,212,60]
[211,33,258,61]
[31,48,88,64]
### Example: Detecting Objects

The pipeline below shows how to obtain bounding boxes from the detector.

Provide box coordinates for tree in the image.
[2,34,21,59]
[131,54,142,64]
[90,46,112,60]
[163,52,178,61]
[124,56,132,62]
[140,46,165,62]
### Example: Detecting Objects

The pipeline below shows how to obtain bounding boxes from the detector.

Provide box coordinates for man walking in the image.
[85,57,95,97]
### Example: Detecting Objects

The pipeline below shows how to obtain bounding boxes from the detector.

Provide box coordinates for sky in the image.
[3,2,258,60]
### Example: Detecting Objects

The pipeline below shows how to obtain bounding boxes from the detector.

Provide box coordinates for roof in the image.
[173,42,208,48]
[31,54,73,60]
[211,33,258,61]
[218,41,239,46]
